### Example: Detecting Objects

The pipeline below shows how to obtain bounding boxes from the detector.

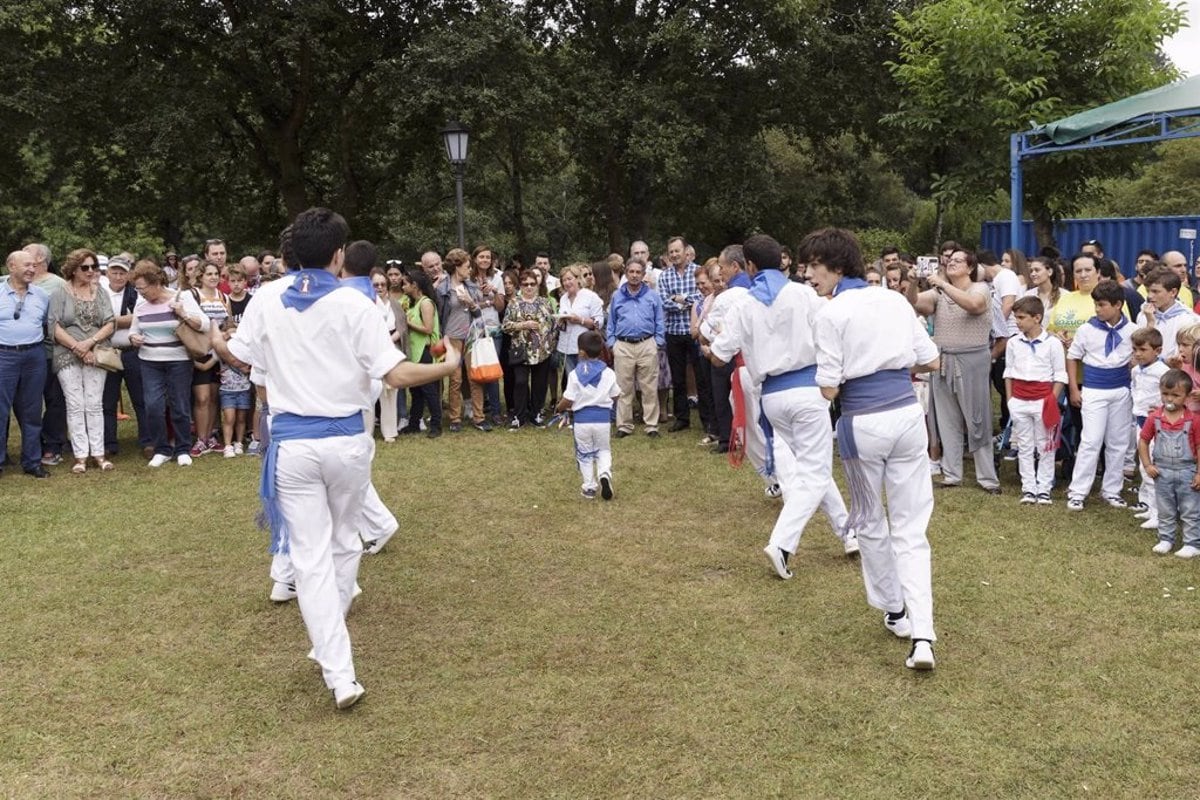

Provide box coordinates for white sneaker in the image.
[233,442,244,455]
[1102,495,1127,509]
[1152,540,1174,555]
[223,445,236,458]
[176,454,193,466]
[884,612,912,638]
[765,482,782,499]
[333,681,366,710]
[1140,517,1159,529]
[269,581,297,602]
[929,459,942,475]
[1067,498,1084,512]
[763,544,793,580]
[363,526,397,555]
[1134,508,1153,520]
[147,453,170,468]
[905,640,936,671]
[1175,545,1200,559]
[842,529,860,556]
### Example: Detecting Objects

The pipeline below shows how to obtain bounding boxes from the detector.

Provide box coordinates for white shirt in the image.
[556,288,605,355]
[1067,319,1134,369]
[104,284,131,348]
[698,284,749,343]
[562,365,621,410]
[1002,332,1067,384]
[1134,300,1198,359]
[1132,360,1169,416]
[239,275,294,387]
[228,274,404,417]
[990,268,1022,338]
[710,279,824,385]
[815,286,938,387]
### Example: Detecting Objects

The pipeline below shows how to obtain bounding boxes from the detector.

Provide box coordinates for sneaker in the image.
[1020,492,1037,505]
[147,454,170,468]
[448,423,462,433]
[509,418,521,430]
[223,445,236,458]
[1130,502,1150,514]
[474,420,493,432]
[533,413,546,428]
[189,441,207,457]
[269,581,297,602]
[363,526,397,555]
[1152,540,1174,555]
[763,544,793,580]
[246,439,261,456]
[207,435,220,450]
[646,430,660,438]
[906,640,936,671]
[1102,495,1127,509]
[40,452,62,466]
[600,474,614,500]
[581,487,597,499]
[1036,493,1053,505]
[176,454,193,466]
[1141,517,1160,529]
[884,612,912,638]
[842,529,860,556]
[333,681,366,710]
[1175,545,1200,559]
[234,442,244,455]
[929,459,941,475]
[1001,448,1018,462]
[697,435,717,446]
[1134,508,1153,520]
[765,482,782,499]
[1066,498,1084,512]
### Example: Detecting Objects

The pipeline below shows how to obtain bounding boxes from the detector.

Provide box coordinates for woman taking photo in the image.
[189,261,229,455]
[502,269,556,429]
[555,263,604,375]
[49,249,116,473]
[128,261,208,467]
[399,269,443,438]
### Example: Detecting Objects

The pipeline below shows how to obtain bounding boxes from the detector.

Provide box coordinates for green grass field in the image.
[2,416,1199,799]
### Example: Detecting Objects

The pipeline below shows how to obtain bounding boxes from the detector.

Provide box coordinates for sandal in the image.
[94,457,115,471]
[71,460,87,474]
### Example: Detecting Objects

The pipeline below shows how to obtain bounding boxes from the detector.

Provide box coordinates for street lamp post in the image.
[440,121,470,249]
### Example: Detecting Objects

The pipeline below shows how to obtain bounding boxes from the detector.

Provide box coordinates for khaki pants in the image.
[614,338,659,433]
[447,337,484,425]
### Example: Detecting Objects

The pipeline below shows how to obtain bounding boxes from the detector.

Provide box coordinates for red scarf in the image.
[729,354,747,467]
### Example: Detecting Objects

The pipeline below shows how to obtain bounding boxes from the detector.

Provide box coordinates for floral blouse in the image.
[502,295,556,366]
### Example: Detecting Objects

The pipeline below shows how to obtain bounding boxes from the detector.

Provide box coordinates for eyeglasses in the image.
[521,282,537,287]
[371,283,387,289]
[79,262,98,271]
[133,284,149,294]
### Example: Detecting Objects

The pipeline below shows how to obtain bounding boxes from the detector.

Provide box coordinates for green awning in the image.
[1037,75,1200,145]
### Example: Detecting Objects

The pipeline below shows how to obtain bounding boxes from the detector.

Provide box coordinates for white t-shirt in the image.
[710,281,824,385]
[990,268,1022,339]
[104,284,131,348]
[815,286,939,387]
[556,288,605,355]
[698,284,749,342]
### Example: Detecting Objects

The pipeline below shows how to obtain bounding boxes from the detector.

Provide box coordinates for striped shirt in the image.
[130,289,208,362]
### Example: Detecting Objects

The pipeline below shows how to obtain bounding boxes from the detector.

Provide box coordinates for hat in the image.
[108,256,132,271]
[97,254,110,271]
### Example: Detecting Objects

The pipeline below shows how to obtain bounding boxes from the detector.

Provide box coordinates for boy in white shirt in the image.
[1004,296,1067,504]
[557,330,621,500]
[1135,269,1197,360]
[1130,327,1169,528]
[1066,281,1135,511]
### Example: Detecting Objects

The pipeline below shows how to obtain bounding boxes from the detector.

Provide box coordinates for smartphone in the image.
[916,256,937,279]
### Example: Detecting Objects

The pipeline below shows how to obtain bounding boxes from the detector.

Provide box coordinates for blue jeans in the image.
[141,359,194,457]
[1156,466,1200,547]
[0,346,47,470]
[103,349,152,453]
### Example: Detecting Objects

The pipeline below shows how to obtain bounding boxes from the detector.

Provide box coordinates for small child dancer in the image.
[1137,369,1200,558]
[557,331,621,500]
[1003,296,1066,504]
[1130,328,1168,528]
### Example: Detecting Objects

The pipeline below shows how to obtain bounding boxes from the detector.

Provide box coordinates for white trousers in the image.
[840,403,936,641]
[573,422,612,491]
[1068,387,1132,501]
[271,482,396,583]
[273,433,373,693]
[762,386,848,554]
[1008,397,1054,495]
[365,386,399,439]
[58,362,107,457]
[738,365,778,488]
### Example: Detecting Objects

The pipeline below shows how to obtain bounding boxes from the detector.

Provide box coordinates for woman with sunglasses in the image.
[48,249,116,472]
[502,270,556,429]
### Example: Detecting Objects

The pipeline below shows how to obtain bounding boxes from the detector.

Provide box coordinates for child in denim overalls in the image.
[1137,368,1200,557]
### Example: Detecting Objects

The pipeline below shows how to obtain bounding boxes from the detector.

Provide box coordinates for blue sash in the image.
[260,411,366,554]
[1082,364,1131,390]
[574,405,611,424]
[839,368,916,416]
[762,365,818,395]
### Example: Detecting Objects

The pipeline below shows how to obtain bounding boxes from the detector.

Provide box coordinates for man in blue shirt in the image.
[0,250,52,477]
[606,260,665,438]
[658,236,702,432]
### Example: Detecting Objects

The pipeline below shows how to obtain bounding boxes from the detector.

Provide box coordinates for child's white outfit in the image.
[1131,358,1170,517]
[563,360,621,496]
[1003,330,1067,498]
[1067,317,1134,505]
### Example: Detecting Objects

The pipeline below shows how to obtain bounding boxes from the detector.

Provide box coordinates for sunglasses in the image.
[79,262,99,271]
[521,282,537,287]
[11,293,26,320]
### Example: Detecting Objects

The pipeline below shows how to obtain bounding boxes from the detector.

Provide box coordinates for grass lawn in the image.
[2,415,1199,798]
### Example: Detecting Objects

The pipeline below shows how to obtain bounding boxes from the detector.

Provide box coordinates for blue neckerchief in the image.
[1158,301,1189,322]
[726,272,752,290]
[574,359,605,387]
[342,275,376,300]
[833,277,870,296]
[1019,334,1042,354]
[282,269,341,312]
[748,269,790,306]
[1086,315,1128,356]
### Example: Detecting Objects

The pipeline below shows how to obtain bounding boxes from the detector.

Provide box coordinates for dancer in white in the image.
[214,208,459,708]
[803,227,941,671]
[708,234,854,580]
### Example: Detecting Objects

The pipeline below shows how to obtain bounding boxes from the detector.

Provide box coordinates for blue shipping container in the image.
[981,216,1200,278]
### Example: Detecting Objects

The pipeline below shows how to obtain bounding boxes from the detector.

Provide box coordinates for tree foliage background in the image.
[0,0,1187,263]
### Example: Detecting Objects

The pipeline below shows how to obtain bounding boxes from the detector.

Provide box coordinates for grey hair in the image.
[24,242,51,263]
[720,244,746,269]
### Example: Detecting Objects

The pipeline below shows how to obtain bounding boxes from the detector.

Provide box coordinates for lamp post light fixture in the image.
[440,120,470,249]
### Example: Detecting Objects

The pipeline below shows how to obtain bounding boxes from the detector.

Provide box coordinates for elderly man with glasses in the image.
[0,250,53,477]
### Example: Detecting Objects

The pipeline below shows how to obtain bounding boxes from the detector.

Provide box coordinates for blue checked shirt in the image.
[657,263,701,336]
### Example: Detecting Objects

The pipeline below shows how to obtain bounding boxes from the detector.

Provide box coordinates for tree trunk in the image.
[932,197,946,252]
[507,128,529,259]
[1032,207,1055,254]
[603,150,624,255]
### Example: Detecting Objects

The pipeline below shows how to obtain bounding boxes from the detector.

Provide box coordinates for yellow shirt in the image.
[1048,289,1131,341]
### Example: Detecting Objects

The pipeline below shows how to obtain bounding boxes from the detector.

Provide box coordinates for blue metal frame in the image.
[1010,107,1200,250]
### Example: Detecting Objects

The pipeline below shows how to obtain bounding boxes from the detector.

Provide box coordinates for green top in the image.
[404,295,439,363]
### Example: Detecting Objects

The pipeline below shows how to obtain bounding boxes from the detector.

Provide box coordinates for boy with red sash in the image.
[1004,296,1066,505]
